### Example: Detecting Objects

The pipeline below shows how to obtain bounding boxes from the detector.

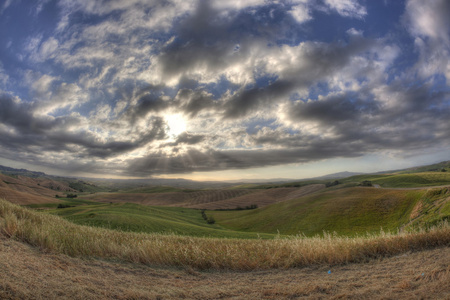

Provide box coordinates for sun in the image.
[165,114,187,137]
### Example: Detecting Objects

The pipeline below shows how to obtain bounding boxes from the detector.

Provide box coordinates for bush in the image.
[326,180,340,187]
[66,193,77,198]
[57,204,73,209]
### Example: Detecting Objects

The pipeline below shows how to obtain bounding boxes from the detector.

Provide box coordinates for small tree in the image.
[360,180,372,187]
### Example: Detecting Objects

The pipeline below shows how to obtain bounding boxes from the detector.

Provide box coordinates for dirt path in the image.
[1,236,449,299]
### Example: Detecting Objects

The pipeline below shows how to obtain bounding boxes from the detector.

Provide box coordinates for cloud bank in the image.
[0,0,449,177]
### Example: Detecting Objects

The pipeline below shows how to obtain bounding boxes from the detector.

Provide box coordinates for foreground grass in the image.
[2,238,449,299]
[1,199,449,270]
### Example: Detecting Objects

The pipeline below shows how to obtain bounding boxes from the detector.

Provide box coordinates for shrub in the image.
[360,180,372,187]
[326,180,340,187]
[57,204,72,209]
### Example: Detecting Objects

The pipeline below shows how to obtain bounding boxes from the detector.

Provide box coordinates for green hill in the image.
[209,187,450,236]
[342,172,450,188]
[43,200,275,239]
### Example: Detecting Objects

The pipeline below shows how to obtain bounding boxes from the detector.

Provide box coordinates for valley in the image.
[0,162,449,299]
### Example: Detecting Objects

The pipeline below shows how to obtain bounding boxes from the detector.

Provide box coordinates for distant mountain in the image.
[313,171,365,180]
[223,178,295,184]
[397,160,450,173]
[370,160,450,175]
[1,159,449,191]
[0,165,46,177]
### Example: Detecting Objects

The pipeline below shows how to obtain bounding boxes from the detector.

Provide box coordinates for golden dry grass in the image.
[84,185,326,210]
[0,174,66,205]
[187,184,325,210]
[1,198,449,271]
[0,235,449,299]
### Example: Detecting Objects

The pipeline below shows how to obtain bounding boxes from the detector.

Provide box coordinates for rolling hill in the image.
[341,172,450,188]
[209,186,450,236]
[45,201,275,239]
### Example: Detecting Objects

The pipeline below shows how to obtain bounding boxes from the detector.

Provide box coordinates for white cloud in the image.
[0,62,9,87]
[346,28,363,36]
[0,0,12,15]
[324,0,367,18]
[406,0,450,45]
[405,0,450,80]
[290,2,312,24]
[39,37,59,61]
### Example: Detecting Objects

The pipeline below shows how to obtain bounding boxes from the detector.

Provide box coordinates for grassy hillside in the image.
[342,172,450,188]
[1,198,449,271]
[122,186,188,193]
[398,160,450,173]
[209,187,440,236]
[41,200,275,239]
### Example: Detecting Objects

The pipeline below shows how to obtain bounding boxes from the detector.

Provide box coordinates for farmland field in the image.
[342,172,450,188]
[43,200,275,239]
[209,187,444,236]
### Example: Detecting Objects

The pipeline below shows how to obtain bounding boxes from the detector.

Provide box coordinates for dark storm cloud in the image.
[0,94,82,134]
[124,94,169,124]
[157,0,304,80]
[0,93,167,160]
[222,36,376,119]
[282,83,450,152]
[0,95,35,130]
[125,143,367,176]
[170,132,205,146]
[287,92,379,123]
[223,80,295,119]
[175,89,216,117]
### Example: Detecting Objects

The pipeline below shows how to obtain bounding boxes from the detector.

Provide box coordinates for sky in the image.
[0,0,449,181]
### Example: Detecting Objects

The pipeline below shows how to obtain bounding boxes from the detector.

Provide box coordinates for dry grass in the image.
[85,185,326,210]
[1,198,449,271]
[0,236,449,299]
[188,185,325,210]
[0,174,64,204]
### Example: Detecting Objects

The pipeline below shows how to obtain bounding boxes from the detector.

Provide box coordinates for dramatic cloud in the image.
[0,0,449,178]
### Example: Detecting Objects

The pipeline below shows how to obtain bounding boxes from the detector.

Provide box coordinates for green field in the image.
[342,172,450,188]
[38,185,450,239]
[40,199,275,239]
[20,168,450,240]
[209,187,440,236]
